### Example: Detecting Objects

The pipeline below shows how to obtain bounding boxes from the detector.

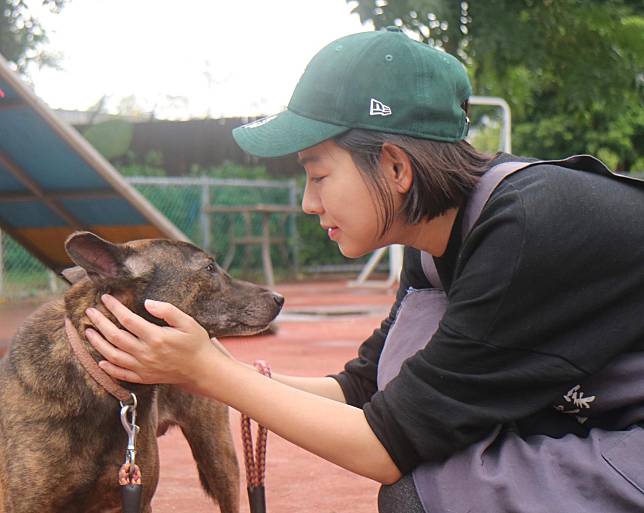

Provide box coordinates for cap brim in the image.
[232,109,350,158]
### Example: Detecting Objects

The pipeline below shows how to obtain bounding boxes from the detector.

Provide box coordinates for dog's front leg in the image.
[157,386,240,513]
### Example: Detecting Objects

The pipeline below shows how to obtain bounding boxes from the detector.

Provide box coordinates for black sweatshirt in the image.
[331,154,644,475]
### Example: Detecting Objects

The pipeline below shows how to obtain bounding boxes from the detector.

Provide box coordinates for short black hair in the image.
[334,129,496,235]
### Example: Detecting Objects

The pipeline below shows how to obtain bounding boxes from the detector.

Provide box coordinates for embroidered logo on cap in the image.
[370,98,392,116]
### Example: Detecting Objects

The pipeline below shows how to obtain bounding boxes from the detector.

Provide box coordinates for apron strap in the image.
[420,251,443,291]
[420,154,640,290]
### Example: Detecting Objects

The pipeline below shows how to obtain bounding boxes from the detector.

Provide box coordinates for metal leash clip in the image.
[118,393,143,513]
[120,393,139,467]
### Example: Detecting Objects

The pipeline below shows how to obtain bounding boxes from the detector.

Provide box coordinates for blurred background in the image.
[0,0,642,298]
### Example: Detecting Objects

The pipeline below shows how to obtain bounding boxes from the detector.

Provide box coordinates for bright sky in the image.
[27,0,372,119]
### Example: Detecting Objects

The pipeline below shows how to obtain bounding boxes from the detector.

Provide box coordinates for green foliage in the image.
[82,119,133,160]
[141,149,164,168]
[349,0,644,170]
[117,162,166,177]
[190,162,271,180]
[349,0,465,53]
[469,123,503,155]
[0,0,70,72]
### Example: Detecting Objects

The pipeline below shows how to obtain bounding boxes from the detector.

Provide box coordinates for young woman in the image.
[85,28,644,512]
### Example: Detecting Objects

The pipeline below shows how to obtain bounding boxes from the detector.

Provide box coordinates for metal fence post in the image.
[201,179,211,251]
[48,270,59,294]
[0,229,4,298]
[288,179,300,275]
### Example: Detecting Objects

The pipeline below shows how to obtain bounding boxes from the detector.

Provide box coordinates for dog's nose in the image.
[272,293,285,307]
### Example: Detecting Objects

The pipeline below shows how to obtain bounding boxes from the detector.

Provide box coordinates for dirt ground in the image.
[0,278,396,513]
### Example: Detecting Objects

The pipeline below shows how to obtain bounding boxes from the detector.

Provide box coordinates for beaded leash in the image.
[241,360,271,513]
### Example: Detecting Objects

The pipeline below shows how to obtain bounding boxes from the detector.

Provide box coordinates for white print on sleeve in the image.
[553,384,596,424]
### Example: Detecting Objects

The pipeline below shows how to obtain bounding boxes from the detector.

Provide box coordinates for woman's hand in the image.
[84,294,223,388]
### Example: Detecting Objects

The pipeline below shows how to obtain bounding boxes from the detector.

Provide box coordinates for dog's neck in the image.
[62,278,156,402]
[63,278,139,355]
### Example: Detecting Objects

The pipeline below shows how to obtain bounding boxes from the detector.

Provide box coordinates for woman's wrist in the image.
[180,342,230,395]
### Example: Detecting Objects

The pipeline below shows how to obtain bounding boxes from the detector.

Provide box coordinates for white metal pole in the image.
[469,95,512,153]
[201,179,211,251]
[388,244,404,286]
[48,270,59,294]
[288,179,300,275]
[0,229,4,297]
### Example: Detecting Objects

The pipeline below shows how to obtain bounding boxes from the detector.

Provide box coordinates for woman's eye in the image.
[205,263,216,273]
[311,176,326,183]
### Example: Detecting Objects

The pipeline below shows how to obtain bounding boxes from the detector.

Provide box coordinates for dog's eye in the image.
[205,263,217,273]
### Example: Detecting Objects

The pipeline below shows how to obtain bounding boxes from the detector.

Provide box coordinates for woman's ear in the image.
[381,143,413,193]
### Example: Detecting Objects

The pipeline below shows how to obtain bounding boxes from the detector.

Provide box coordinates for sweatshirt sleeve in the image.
[363,168,644,474]
[330,247,430,407]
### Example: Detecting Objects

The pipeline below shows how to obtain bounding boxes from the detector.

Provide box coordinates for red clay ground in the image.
[0,279,396,513]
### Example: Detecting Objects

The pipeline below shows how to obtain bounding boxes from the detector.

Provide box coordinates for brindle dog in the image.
[0,231,284,513]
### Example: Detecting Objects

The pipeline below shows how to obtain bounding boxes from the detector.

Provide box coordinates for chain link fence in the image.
[127,176,300,280]
[0,177,301,299]
[0,231,66,299]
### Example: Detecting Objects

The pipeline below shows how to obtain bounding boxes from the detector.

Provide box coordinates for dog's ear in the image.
[64,231,130,283]
[60,265,88,284]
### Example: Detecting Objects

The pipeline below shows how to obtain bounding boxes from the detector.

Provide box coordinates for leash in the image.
[241,360,271,513]
[65,317,143,513]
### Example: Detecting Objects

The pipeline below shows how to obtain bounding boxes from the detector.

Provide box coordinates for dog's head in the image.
[64,231,283,337]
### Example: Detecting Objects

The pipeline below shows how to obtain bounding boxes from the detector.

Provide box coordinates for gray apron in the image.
[377,156,644,512]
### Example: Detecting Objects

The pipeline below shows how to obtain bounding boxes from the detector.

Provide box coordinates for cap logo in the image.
[369,98,392,117]
[242,114,279,129]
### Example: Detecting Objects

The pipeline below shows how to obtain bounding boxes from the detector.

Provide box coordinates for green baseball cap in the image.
[233,27,472,158]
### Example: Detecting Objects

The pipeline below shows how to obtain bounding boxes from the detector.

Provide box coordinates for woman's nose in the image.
[301,182,322,215]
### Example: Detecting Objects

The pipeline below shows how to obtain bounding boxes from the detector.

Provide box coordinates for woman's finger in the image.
[85,327,141,370]
[85,307,141,352]
[98,359,144,384]
[100,294,157,339]
[144,299,198,333]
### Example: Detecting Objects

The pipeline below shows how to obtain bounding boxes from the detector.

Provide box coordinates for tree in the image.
[348,0,644,170]
[0,0,70,73]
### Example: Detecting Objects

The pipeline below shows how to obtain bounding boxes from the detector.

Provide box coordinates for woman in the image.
[85,28,644,512]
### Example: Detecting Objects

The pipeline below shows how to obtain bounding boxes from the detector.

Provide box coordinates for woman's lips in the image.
[327,227,340,240]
